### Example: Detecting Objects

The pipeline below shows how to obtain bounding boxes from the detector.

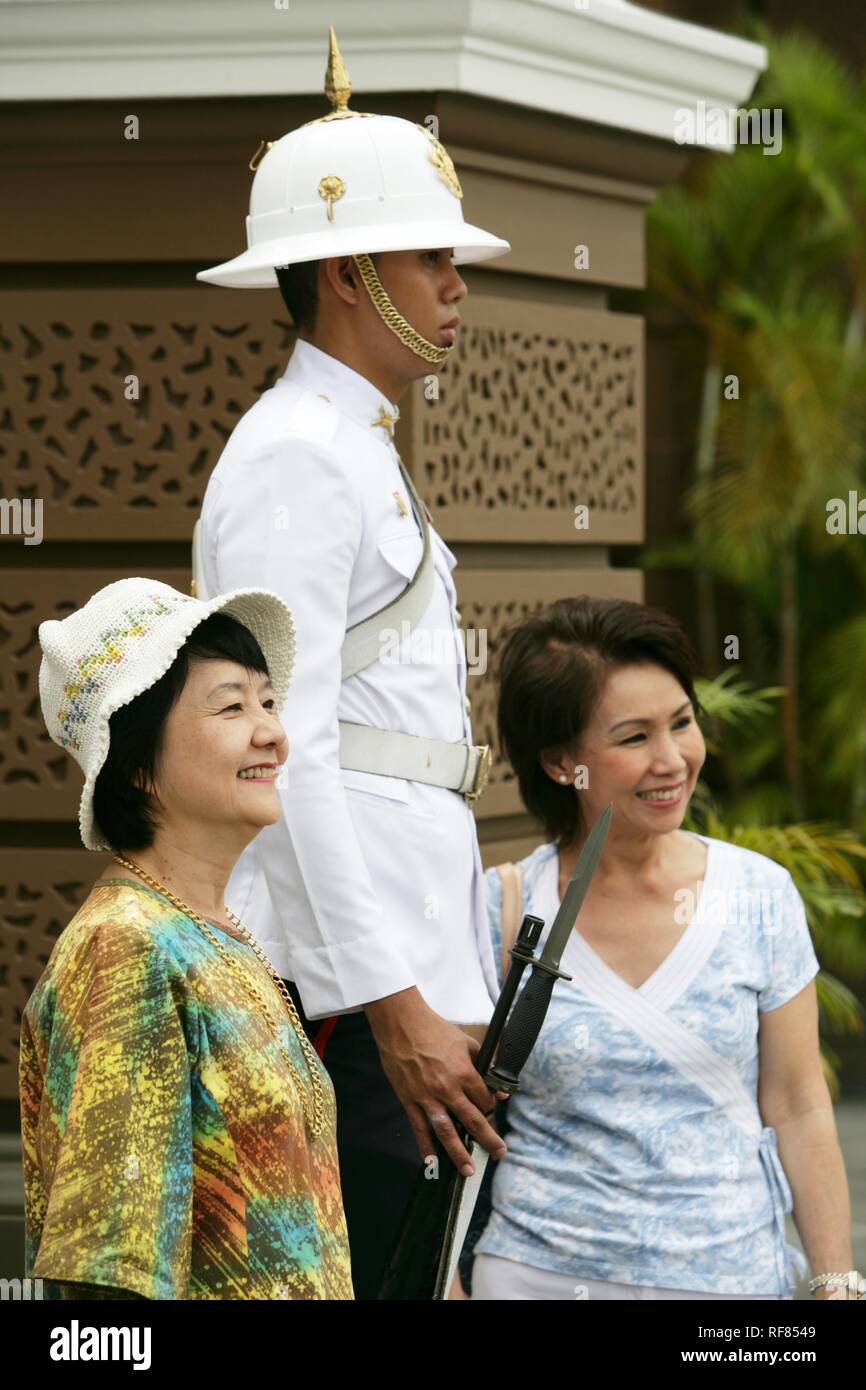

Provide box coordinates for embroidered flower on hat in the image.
[56,593,182,751]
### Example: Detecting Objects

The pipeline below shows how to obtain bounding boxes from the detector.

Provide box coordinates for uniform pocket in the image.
[377,528,423,581]
[339,766,410,803]
[339,765,438,819]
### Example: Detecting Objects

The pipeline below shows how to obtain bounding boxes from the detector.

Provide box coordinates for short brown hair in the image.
[496,595,704,848]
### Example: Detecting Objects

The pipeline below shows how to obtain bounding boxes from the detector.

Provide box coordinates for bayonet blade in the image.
[538,802,612,971]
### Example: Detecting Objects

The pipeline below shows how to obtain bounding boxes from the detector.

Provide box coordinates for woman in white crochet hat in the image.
[19,577,353,1300]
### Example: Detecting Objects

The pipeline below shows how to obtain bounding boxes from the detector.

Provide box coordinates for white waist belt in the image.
[338,721,492,801]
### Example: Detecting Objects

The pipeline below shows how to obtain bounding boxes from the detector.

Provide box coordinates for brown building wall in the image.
[0,92,691,1107]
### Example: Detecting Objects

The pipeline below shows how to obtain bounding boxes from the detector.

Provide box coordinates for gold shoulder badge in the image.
[417,126,463,200]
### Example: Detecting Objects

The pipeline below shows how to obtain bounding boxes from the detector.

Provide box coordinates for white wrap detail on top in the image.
[475,834,819,1296]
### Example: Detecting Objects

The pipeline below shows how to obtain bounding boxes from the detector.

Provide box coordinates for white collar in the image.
[282,338,401,438]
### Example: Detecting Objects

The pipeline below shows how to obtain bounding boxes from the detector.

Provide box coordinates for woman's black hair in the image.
[496,595,704,849]
[92,611,271,853]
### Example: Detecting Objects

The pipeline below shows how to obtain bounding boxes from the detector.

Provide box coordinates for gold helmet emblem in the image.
[419,128,464,200]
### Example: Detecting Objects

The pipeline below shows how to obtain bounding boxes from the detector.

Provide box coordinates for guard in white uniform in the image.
[192,29,511,1297]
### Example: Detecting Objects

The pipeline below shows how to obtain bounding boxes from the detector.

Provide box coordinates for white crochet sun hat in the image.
[38,577,296,852]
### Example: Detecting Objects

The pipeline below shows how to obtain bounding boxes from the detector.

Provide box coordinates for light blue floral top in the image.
[474,833,820,1296]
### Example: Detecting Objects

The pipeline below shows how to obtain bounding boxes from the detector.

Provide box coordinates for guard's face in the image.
[371,247,468,370]
[146,659,289,844]
[549,662,706,840]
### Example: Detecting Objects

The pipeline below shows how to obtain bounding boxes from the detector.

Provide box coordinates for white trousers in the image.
[471,1253,787,1301]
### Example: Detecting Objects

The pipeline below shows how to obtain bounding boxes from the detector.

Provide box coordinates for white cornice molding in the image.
[0,0,766,147]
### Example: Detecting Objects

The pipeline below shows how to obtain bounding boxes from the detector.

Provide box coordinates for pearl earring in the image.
[558,772,569,784]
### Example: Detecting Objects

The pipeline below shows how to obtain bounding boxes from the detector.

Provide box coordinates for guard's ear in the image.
[322,255,361,306]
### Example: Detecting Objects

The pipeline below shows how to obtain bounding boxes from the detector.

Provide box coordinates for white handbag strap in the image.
[340,454,434,681]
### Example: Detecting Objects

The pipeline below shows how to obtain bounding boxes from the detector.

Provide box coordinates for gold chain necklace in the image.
[112,854,326,1140]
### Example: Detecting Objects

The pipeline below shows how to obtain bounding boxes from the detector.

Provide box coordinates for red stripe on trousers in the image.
[314,1015,339,1059]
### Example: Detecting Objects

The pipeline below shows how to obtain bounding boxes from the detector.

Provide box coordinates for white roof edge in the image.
[0,0,767,147]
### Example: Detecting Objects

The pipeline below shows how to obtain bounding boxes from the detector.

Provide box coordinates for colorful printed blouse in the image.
[19,879,354,1300]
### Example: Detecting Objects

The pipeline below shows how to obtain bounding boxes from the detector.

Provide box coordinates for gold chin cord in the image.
[352,253,454,366]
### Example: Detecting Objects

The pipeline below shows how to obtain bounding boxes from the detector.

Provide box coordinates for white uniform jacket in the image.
[197,338,499,1022]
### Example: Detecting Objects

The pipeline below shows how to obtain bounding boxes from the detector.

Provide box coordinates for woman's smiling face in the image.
[145,658,289,844]
[553,661,706,837]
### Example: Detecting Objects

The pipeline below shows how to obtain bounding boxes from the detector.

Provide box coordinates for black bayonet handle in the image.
[474,914,544,1078]
[485,957,573,1093]
[428,913,545,1300]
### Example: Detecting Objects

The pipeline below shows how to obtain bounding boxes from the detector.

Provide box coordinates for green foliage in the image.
[646,24,866,1090]
[696,667,785,730]
[684,673,866,1093]
[683,791,866,1092]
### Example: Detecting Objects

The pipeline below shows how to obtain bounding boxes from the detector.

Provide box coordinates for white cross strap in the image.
[340,454,434,681]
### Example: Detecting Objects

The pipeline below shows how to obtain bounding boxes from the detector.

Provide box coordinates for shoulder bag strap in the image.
[495,862,524,982]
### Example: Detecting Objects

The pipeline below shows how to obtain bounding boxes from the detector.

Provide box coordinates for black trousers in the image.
[283,980,422,1300]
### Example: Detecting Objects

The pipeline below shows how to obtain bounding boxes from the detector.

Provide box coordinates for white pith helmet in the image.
[197,27,510,289]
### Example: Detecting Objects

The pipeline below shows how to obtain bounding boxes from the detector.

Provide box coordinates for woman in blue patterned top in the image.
[466,596,857,1301]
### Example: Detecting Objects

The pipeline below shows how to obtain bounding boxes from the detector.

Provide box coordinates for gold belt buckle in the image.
[465,744,492,803]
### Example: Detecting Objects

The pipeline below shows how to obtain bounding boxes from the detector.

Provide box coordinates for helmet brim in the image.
[197,221,510,288]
